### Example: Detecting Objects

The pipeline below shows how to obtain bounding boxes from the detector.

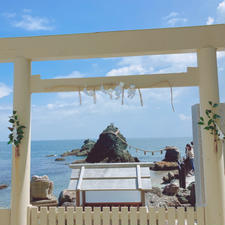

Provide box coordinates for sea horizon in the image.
[0,137,192,208]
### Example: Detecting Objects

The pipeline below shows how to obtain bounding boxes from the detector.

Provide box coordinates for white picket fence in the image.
[30,206,205,225]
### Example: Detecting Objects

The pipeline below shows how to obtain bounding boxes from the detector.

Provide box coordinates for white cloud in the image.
[217,0,225,21]
[23,9,32,13]
[163,12,188,26]
[0,83,12,98]
[2,12,16,18]
[54,70,84,79]
[179,113,191,121]
[106,64,149,76]
[206,16,214,25]
[13,14,54,31]
[163,12,179,20]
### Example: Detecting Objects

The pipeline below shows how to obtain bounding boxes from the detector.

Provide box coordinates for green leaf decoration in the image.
[9,119,14,123]
[213,103,218,108]
[8,111,26,150]
[198,122,204,125]
[200,117,204,121]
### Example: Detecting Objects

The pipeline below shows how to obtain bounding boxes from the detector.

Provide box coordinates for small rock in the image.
[0,184,8,190]
[177,196,189,204]
[58,190,76,206]
[188,183,196,206]
[163,184,179,196]
[149,187,162,197]
[162,171,175,184]
[55,158,65,161]
[46,154,57,157]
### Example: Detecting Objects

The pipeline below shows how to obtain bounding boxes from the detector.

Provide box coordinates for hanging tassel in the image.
[78,89,82,106]
[121,88,124,105]
[152,152,154,156]
[167,81,175,112]
[160,150,163,154]
[93,88,96,104]
[144,151,147,155]
[138,88,144,107]
[136,148,138,153]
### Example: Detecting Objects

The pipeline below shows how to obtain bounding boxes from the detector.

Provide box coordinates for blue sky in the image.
[0,0,224,140]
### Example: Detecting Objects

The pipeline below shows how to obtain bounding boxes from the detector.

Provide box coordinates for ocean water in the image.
[0,137,191,208]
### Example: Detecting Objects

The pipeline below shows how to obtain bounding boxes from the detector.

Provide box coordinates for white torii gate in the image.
[0,24,225,225]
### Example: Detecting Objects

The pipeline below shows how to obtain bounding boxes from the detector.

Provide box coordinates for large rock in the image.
[86,124,139,163]
[58,190,76,206]
[163,146,180,162]
[151,161,178,171]
[30,175,54,201]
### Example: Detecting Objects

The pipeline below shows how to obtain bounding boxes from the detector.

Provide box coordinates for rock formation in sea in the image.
[60,139,96,157]
[0,184,8,190]
[86,123,139,163]
[151,146,180,170]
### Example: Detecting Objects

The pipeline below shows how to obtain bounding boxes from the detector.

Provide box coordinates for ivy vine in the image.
[8,110,26,149]
[198,101,225,151]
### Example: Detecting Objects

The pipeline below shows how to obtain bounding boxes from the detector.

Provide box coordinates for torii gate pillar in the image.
[10,57,31,225]
[198,47,225,225]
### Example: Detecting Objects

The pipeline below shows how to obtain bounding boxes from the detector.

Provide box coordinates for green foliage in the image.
[8,110,26,148]
[198,101,225,141]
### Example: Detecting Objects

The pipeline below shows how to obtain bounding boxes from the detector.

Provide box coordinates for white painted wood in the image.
[49,207,57,225]
[66,207,74,225]
[198,47,225,225]
[130,207,138,225]
[158,208,166,225]
[167,208,176,225]
[30,207,38,225]
[102,207,110,225]
[177,207,185,225]
[85,190,141,203]
[149,207,157,225]
[196,207,205,225]
[57,207,65,225]
[70,162,154,168]
[75,207,83,225]
[77,166,85,190]
[192,104,205,207]
[121,207,129,225]
[139,207,147,225]
[111,207,119,225]
[93,207,101,225]
[186,207,195,225]
[1,25,224,63]
[71,167,150,179]
[40,207,48,225]
[31,68,199,93]
[84,207,92,225]
[136,165,142,189]
[10,57,31,225]
[69,178,151,191]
